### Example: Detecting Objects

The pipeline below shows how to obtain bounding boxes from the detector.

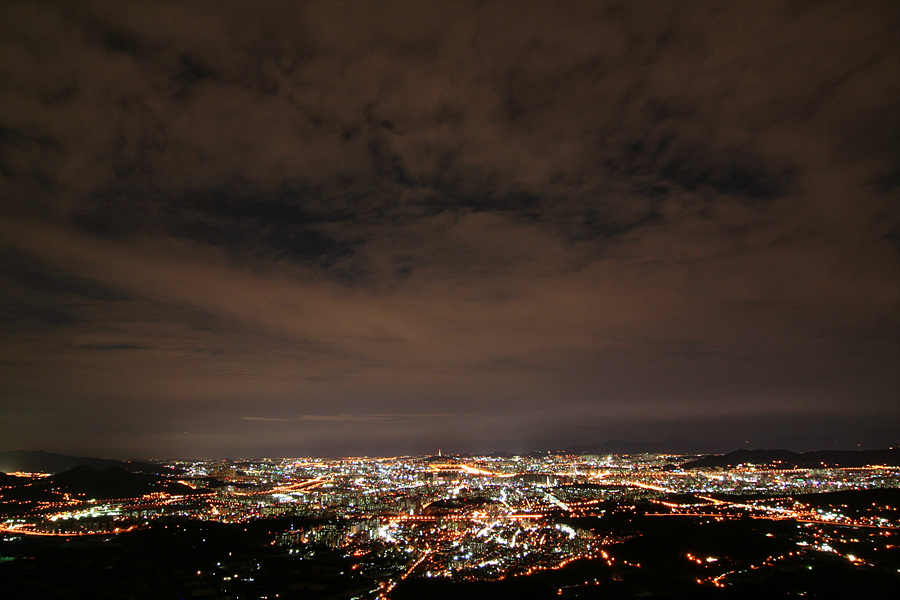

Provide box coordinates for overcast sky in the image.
[1,1,898,458]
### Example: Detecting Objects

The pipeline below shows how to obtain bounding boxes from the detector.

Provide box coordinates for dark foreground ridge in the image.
[681,448,900,470]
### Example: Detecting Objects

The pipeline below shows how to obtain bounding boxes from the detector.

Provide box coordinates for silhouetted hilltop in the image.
[681,448,900,469]
[0,450,176,475]
[0,465,198,503]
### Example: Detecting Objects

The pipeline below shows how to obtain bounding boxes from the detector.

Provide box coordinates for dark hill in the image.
[1,465,198,503]
[424,496,496,514]
[681,448,900,469]
[0,450,176,475]
[0,472,24,486]
[47,466,198,500]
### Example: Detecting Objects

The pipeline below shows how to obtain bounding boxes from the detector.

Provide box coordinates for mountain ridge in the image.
[680,448,900,469]
[0,450,175,475]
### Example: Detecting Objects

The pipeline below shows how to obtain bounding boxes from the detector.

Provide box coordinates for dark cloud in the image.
[1,1,898,457]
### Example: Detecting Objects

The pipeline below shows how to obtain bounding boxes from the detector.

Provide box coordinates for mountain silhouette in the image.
[681,448,900,469]
[0,450,178,475]
[1,465,198,502]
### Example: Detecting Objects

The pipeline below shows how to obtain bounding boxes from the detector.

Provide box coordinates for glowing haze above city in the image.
[1,1,898,459]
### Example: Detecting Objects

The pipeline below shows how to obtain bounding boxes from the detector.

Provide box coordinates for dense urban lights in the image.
[3,453,899,597]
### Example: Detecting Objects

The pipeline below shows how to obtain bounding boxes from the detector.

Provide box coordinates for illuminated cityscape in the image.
[2,2,899,598]
[3,451,899,598]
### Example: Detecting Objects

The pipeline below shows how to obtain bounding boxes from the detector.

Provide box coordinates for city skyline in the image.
[1,1,898,459]
[3,450,900,598]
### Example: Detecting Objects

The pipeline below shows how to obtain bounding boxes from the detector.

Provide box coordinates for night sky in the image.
[1,1,898,459]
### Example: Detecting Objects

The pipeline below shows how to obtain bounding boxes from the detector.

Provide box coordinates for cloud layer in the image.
[1,1,898,457]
